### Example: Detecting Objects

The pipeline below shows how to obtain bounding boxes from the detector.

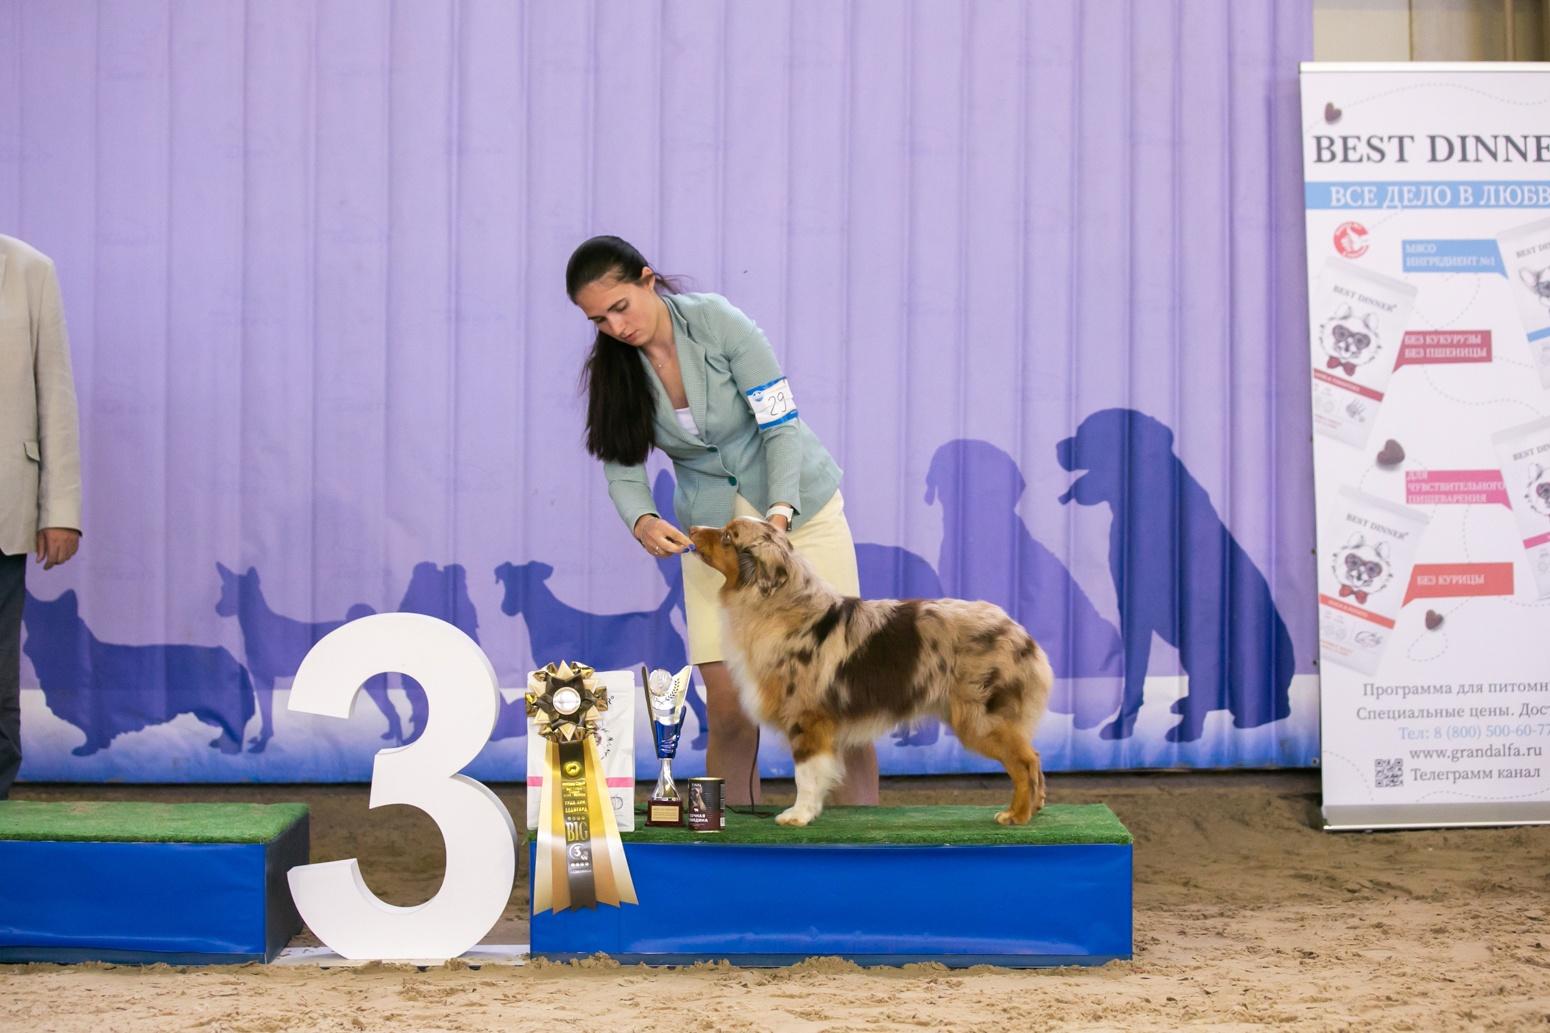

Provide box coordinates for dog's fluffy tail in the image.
[1024,639,1055,732]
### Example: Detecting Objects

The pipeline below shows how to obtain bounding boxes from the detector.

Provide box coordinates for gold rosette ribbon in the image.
[528,660,637,914]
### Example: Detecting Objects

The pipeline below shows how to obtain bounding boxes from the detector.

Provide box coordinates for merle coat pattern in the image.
[689,517,1053,828]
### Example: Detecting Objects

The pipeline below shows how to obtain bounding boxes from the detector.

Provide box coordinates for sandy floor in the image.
[4,771,1549,1033]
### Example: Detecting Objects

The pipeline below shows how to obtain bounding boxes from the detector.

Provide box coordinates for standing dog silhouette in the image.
[23,589,253,756]
[488,471,711,746]
[494,560,685,680]
[926,439,1123,729]
[215,563,374,752]
[1055,408,1294,742]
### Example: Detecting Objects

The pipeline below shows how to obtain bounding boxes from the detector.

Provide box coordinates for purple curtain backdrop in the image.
[2,0,1316,781]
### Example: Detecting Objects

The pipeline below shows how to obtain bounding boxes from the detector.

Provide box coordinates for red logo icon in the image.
[1334,222,1369,259]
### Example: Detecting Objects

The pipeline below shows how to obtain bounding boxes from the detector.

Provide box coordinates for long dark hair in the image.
[568,235,683,466]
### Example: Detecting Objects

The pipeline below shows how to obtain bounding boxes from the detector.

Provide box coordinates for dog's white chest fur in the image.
[719,609,771,720]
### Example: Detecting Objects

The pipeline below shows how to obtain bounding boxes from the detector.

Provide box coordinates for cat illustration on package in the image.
[1331,534,1393,605]
[1320,306,1382,378]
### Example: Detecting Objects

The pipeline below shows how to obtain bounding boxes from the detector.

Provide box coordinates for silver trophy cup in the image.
[643,664,693,827]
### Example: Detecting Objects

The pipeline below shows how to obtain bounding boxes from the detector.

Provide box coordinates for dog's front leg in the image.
[778,717,842,827]
[779,752,842,827]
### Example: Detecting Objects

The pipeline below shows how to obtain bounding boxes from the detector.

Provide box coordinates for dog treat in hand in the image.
[1376,439,1405,467]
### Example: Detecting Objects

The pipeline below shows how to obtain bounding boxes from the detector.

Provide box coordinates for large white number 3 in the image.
[286,613,516,961]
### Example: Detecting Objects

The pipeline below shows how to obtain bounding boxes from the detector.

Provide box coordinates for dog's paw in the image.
[775,807,814,827]
[995,809,1030,826]
[1098,719,1133,741]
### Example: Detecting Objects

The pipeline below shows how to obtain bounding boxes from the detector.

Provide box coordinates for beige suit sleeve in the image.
[34,258,82,533]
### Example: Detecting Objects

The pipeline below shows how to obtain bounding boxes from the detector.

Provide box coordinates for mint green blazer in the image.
[602,292,842,535]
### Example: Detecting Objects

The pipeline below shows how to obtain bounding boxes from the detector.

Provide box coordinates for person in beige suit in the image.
[0,234,83,799]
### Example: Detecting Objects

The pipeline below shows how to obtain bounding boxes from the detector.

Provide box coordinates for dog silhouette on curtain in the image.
[1056,408,1294,742]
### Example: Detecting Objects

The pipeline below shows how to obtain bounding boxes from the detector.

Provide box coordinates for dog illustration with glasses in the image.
[1332,534,1392,605]
[1320,305,1381,378]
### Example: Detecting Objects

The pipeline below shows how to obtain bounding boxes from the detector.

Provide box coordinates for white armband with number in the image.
[744,377,799,430]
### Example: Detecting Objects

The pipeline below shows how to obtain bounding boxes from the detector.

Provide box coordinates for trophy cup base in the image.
[646,799,684,827]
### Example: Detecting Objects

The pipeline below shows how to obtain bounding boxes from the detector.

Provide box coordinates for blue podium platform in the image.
[530,804,1132,967]
[0,802,309,965]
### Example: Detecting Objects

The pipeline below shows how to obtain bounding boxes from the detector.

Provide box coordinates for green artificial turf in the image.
[0,801,309,844]
[622,803,1130,847]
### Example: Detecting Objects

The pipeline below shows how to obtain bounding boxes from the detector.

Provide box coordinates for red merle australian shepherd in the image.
[689,516,1053,828]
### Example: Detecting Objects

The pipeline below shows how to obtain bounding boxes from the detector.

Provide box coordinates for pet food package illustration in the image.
[1309,258,1418,448]
[1496,216,1550,388]
[1317,486,1430,676]
[526,668,636,833]
[1493,414,1550,600]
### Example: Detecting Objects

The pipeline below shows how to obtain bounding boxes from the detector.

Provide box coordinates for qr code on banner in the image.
[1376,758,1404,789]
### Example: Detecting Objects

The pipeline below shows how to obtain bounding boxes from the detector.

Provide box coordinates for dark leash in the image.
[725,725,774,819]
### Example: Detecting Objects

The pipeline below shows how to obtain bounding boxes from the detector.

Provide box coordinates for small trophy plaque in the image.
[643,664,693,827]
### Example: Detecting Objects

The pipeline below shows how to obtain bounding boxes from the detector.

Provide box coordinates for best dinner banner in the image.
[1301,63,1550,830]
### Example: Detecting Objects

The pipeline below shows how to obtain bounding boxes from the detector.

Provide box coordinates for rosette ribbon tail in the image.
[526,660,636,914]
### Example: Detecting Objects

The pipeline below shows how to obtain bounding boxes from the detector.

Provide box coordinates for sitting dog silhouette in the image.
[925,439,1123,729]
[1056,408,1293,742]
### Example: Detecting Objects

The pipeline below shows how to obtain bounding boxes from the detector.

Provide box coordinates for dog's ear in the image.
[737,545,789,596]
